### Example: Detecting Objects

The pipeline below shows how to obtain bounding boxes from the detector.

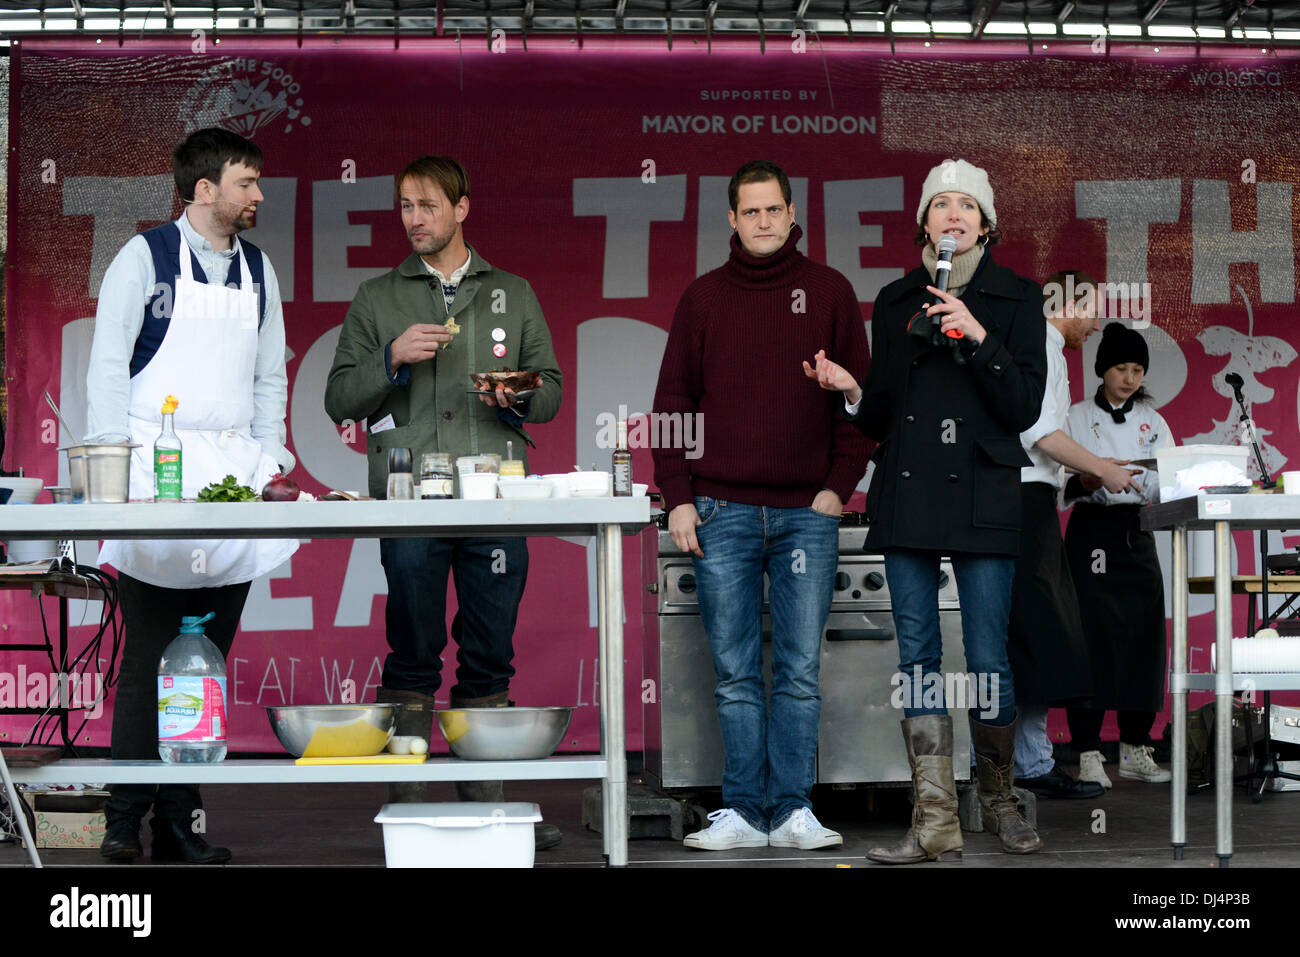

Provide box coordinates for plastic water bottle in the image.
[157,612,227,763]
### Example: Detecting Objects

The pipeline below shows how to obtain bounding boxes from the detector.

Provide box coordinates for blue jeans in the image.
[379,537,528,701]
[884,548,1017,726]
[1014,704,1055,778]
[692,497,838,832]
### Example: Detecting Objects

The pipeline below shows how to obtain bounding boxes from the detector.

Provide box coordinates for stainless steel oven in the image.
[642,521,972,789]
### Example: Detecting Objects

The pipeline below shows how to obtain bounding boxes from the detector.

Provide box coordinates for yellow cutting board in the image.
[294,754,429,765]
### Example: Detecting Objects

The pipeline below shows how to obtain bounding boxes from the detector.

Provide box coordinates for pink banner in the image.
[3,36,1298,754]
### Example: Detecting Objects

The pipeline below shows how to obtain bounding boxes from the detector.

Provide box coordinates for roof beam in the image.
[971,0,1002,41]
[1142,0,1167,27]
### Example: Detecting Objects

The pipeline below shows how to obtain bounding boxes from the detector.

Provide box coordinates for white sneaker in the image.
[683,808,768,850]
[768,807,843,850]
[1078,750,1113,789]
[1119,742,1172,783]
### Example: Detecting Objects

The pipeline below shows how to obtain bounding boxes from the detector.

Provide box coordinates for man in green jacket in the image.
[324,155,563,849]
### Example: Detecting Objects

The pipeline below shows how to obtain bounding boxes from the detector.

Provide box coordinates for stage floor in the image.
[5,759,1299,869]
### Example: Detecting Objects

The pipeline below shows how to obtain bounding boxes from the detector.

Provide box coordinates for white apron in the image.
[99,229,298,588]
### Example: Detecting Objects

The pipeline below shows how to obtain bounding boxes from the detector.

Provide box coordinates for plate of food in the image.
[469,369,543,393]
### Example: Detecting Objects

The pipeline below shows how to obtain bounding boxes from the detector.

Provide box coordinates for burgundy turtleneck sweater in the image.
[652,224,872,511]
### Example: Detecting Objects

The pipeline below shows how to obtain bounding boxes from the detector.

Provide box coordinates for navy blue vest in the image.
[132,223,269,377]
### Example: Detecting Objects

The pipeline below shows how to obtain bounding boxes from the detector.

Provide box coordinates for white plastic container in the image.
[568,471,612,497]
[542,473,573,498]
[373,802,541,868]
[1155,444,1251,484]
[4,539,60,563]
[459,472,499,500]
[498,478,554,500]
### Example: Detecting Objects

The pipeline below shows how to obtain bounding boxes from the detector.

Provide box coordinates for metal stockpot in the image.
[62,443,138,503]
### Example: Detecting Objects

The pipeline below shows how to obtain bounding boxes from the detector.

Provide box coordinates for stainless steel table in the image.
[0,498,650,867]
[1142,492,1300,867]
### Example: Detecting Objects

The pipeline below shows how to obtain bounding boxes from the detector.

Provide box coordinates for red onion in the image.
[261,474,301,502]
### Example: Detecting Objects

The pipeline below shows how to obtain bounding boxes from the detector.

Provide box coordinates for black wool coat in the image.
[852,253,1047,556]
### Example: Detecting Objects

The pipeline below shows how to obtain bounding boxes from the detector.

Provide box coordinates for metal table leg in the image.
[597,523,628,867]
[595,532,611,862]
[0,747,42,867]
[1171,526,1188,860]
[1214,520,1233,867]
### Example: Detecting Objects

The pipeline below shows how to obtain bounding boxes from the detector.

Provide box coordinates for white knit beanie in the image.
[915,158,997,230]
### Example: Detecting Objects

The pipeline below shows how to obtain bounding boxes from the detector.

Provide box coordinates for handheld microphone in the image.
[932,236,963,339]
[1225,371,1245,398]
[934,235,958,294]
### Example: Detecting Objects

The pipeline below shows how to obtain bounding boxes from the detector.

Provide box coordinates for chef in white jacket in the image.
[1063,322,1173,788]
[86,128,296,864]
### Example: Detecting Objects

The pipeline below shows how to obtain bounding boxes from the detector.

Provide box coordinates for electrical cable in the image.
[21,566,121,754]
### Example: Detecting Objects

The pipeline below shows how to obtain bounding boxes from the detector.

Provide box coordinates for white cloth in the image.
[1161,461,1251,503]
[85,211,294,472]
[95,221,298,588]
[1064,398,1172,505]
[1019,323,1068,488]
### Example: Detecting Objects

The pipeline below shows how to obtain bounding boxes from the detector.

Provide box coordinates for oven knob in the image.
[835,572,851,591]
[938,571,950,589]
[863,572,885,591]
[679,574,696,594]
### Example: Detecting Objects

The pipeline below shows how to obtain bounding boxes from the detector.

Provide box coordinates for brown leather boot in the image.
[866,715,962,864]
[377,687,436,804]
[968,713,1044,854]
[450,690,510,803]
[450,691,562,851]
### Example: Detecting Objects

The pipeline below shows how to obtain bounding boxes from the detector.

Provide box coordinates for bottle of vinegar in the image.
[612,419,632,497]
[154,395,182,502]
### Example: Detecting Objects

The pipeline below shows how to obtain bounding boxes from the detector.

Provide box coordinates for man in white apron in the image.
[85,128,296,863]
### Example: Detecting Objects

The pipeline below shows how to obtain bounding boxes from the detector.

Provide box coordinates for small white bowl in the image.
[0,477,45,505]
[569,471,612,497]
[633,483,649,497]
[498,478,554,500]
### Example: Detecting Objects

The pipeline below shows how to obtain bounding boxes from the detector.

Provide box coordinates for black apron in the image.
[1064,502,1167,712]
[1007,482,1095,706]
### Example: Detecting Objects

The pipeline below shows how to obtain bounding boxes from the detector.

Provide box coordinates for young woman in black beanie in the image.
[1063,322,1173,787]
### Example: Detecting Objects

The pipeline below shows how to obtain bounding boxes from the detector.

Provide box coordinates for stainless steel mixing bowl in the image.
[435,706,573,760]
[266,703,400,758]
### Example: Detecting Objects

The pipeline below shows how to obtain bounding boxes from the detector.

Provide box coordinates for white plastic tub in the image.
[1155,444,1251,483]
[374,802,541,868]
[498,478,554,500]
[459,472,499,500]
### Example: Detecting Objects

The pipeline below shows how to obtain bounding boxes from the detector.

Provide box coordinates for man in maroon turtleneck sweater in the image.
[652,160,871,851]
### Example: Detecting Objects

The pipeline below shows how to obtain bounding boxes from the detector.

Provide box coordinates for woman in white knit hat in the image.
[805,158,1048,862]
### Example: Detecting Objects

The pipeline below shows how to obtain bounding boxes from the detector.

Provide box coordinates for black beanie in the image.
[1094,323,1150,377]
